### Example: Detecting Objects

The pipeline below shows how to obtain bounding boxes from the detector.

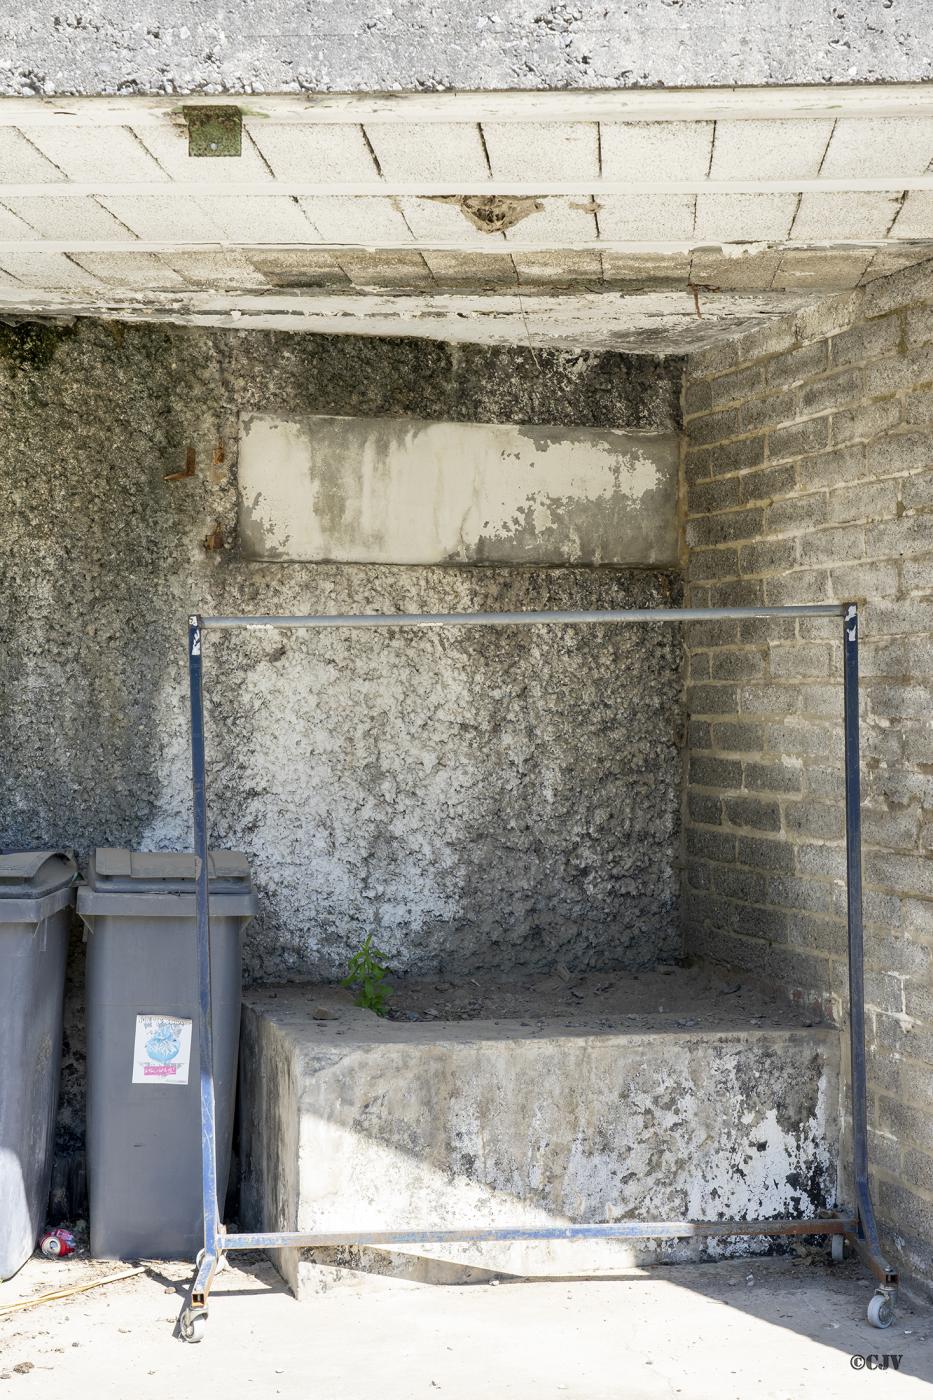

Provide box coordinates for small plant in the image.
[341,935,393,1016]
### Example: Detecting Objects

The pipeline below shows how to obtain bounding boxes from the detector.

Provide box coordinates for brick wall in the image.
[682,258,933,1291]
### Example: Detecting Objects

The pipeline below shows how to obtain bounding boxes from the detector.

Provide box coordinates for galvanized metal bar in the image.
[842,603,898,1291]
[850,1235,899,1289]
[190,1249,219,1312]
[844,603,870,1212]
[200,604,846,631]
[188,616,221,1282]
[222,1217,856,1250]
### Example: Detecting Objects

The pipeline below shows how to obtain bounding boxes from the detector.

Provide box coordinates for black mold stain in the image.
[0,319,74,374]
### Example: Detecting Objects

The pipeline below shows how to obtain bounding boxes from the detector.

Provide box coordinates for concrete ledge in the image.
[3,8,928,96]
[238,985,840,1297]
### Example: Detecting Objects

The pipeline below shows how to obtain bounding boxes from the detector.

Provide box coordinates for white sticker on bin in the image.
[132,1014,193,1085]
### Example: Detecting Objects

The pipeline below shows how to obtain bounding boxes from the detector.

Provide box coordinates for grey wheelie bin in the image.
[0,851,77,1279]
[78,848,256,1261]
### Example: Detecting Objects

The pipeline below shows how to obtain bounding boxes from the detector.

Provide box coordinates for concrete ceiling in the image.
[1,85,933,353]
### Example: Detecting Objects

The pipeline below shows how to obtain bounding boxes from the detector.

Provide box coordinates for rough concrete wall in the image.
[0,320,682,979]
[0,2,927,96]
[0,319,683,1179]
[681,258,933,1293]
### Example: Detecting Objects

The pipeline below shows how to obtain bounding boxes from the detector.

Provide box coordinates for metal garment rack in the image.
[181,601,897,1343]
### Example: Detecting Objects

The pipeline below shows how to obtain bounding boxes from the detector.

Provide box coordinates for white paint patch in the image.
[238,413,678,566]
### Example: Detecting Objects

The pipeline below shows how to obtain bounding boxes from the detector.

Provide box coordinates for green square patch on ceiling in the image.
[183,106,242,157]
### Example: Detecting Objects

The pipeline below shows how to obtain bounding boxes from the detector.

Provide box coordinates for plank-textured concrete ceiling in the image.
[1,86,933,352]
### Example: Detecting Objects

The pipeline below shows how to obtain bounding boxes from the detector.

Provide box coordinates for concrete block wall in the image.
[682,257,933,1291]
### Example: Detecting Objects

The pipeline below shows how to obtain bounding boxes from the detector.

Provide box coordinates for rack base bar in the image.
[221,1217,857,1250]
[851,1220,899,1287]
[853,1242,899,1288]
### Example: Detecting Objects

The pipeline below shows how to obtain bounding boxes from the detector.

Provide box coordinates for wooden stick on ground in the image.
[0,1266,144,1317]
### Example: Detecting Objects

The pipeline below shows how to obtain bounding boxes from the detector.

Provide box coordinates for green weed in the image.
[341,935,393,1016]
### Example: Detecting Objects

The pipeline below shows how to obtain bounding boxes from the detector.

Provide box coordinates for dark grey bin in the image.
[78,849,256,1262]
[0,851,77,1280]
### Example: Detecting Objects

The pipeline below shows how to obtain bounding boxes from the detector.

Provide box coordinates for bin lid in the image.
[87,848,252,895]
[0,850,77,899]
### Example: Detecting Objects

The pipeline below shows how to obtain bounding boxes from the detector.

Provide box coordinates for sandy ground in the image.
[0,1251,929,1399]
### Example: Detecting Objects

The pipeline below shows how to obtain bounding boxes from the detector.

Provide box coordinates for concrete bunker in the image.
[0,9,932,1360]
[0,304,916,1311]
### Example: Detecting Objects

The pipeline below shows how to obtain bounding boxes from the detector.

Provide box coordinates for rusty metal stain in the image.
[164,446,197,483]
[209,440,227,485]
[687,283,720,319]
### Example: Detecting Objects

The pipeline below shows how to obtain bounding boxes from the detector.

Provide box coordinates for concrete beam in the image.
[1,4,930,99]
[236,412,680,566]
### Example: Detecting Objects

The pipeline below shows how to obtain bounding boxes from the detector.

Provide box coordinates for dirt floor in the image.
[383,962,822,1028]
[0,1250,929,1399]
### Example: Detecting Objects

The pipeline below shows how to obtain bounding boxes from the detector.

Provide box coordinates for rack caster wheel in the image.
[830,1234,845,1263]
[867,1292,895,1329]
[180,1309,208,1343]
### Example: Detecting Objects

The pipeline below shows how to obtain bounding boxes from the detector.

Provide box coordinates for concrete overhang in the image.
[3,2,930,97]
[0,84,932,352]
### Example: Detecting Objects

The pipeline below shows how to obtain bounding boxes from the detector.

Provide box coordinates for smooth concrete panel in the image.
[238,412,679,566]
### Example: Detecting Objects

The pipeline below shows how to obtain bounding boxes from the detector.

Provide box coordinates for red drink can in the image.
[39,1229,76,1258]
